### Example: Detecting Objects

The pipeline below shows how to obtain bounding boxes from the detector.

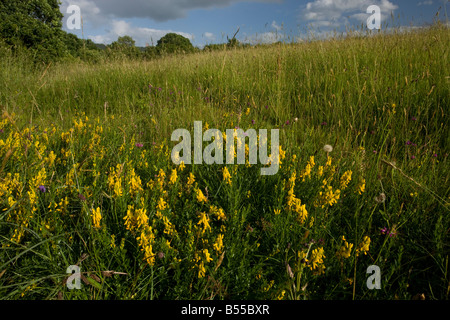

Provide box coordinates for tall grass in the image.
[0,24,448,300]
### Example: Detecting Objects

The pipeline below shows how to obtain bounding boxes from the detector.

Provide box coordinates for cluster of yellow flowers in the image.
[336,236,353,259]
[285,171,308,224]
[356,236,371,257]
[222,167,232,185]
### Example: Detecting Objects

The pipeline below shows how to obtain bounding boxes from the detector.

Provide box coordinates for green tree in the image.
[108,35,141,59]
[0,0,68,61]
[156,33,194,55]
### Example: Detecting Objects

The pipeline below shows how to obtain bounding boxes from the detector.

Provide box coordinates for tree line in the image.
[0,0,246,64]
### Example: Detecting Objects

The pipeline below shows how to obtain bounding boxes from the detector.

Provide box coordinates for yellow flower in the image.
[187,172,195,187]
[156,197,167,211]
[336,237,353,259]
[213,234,224,253]
[197,261,206,278]
[274,209,281,215]
[129,168,143,196]
[169,169,178,185]
[222,167,232,185]
[197,211,211,234]
[91,207,102,229]
[178,161,186,171]
[309,247,326,271]
[340,170,352,190]
[356,236,371,256]
[356,178,366,195]
[203,249,213,263]
[196,189,207,203]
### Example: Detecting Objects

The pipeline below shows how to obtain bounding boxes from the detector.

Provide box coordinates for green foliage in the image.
[107,35,142,60]
[156,33,195,55]
[0,0,68,62]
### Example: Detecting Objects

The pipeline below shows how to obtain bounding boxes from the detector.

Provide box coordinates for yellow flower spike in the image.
[91,207,102,229]
[169,169,178,185]
[196,188,207,203]
[340,170,352,190]
[222,167,232,185]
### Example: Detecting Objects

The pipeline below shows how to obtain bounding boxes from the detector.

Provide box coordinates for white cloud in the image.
[203,32,215,41]
[271,21,283,31]
[418,1,433,5]
[301,0,398,29]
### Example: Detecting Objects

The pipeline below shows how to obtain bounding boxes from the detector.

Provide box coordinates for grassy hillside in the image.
[0,24,448,300]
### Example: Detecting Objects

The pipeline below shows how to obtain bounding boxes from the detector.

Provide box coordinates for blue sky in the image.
[60,0,449,47]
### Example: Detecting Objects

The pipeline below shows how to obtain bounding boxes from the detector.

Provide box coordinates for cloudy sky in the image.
[60,0,449,47]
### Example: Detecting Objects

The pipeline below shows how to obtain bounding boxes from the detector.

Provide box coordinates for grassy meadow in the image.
[0,24,449,300]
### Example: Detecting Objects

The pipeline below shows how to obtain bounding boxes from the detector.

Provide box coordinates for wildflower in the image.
[318,185,341,208]
[277,290,286,300]
[178,161,185,171]
[222,167,232,185]
[309,247,326,271]
[380,227,389,235]
[156,197,167,211]
[406,140,412,145]
[433,153,437,158]
[91,207,102,229]
[197,211,211,234]
[374,193,386,204]
[196,188,207,203]
[411,155,416,159]
[340,170,352,190]
[169,169,178,185]
[336,237,353,259]
[129,168,143,196]
[321,121,327,126]
[203,249,213,263]
[356,178,365,195]
[356,236,371,256]
[135,143,143,148]
[323,145,333,153]
[187,172,195,187]
[411,116,417,121]
[38,185,46,193]
[213,234,224,253]
[274,209,281,215]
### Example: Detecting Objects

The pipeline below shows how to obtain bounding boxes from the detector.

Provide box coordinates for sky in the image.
[59,0,449,48]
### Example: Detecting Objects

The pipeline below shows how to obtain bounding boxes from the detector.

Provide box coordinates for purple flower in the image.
[373,150,377,154]
[411,155,416,159]
[406,140,412,145]
[389,231,397,238]
[380,227,389,235]
[285,120,290,125]
[158,87,162,91]
[433,153,438,157]
[38,185,46,193]
[265,105,269,109]
[321,121,327,126]
[0,129,4,134]
[411,117,417,121]
[251,120,255,125]
[79,194,86,201]
[135,143,144,148]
